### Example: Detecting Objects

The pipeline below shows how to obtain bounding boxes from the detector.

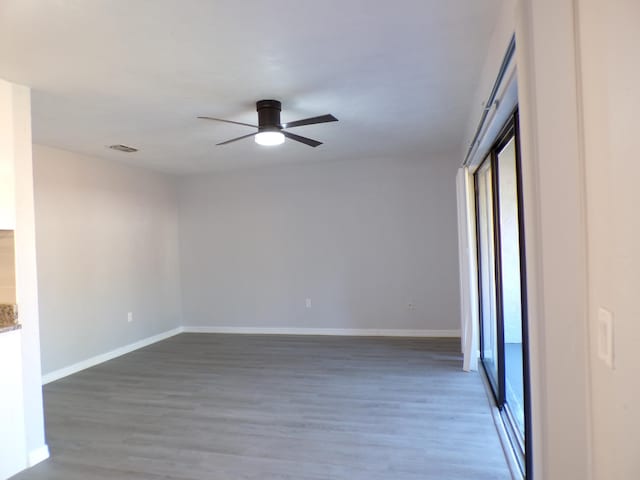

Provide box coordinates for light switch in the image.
[597,308,614,369]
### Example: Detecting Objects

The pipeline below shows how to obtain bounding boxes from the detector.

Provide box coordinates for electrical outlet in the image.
[305,298,312,309]
[127,312,133,323]
[597,307,614,369]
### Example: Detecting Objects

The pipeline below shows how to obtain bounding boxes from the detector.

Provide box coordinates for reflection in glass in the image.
[476,159,499,391]
[496,138,525,439]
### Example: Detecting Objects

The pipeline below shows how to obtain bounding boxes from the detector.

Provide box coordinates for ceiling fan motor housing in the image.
[199,100,335,147]
[256,100,282,131]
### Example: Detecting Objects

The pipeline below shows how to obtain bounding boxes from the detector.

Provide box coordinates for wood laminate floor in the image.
[12,334,511,480]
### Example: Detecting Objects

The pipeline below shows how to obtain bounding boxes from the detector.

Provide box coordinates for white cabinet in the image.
[0,328,27,479]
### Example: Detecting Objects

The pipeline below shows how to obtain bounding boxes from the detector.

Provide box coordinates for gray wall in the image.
[33,145,182,374]
[178,156,460,331]
[33,148,461,375]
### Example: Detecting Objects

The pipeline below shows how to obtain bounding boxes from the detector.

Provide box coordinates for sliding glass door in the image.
[495,132,526,440]
[475,111,530,475]
[475,160,500,396]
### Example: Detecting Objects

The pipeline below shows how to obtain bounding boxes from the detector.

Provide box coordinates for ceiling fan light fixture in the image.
[199,99,337,147]
[255,131,285,146]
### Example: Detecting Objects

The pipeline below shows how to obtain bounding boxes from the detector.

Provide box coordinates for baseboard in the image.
[28,444,50,467]
[41,326,459,384]
[42,327,184,385]
[182,326,461,337]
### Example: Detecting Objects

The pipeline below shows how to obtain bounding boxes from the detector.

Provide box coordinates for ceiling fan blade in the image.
[216,132,258,146]
[282,131,322,147]
[198,116,258,128]
[282,114,338,129]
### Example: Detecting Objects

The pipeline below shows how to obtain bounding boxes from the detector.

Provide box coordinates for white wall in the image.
[33,145,182,375]
[12,84,49,464]
[513,2,640,478]
[577,1,640,478]
[459,1,608,477]
[515,0,592,478]
[178,156,460,333]
[0,79,47,477]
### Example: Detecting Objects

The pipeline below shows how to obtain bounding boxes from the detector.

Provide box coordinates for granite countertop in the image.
[0,323,21,334]
[0,303,19,334]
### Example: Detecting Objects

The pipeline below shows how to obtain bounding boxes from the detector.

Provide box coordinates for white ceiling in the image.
[0,0,503,174]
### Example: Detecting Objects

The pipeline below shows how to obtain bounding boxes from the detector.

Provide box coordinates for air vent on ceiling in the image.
[108,144,138,153]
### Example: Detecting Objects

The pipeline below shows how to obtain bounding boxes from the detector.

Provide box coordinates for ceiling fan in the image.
[198,100,338,147]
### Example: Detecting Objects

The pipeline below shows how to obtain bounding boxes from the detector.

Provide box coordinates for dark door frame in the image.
[474,109,532,478]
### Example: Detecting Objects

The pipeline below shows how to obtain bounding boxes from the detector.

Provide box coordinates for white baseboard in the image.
[28,444,50,467]
[182,326,461,337]
[42,327,184,385]
[41,326,460,385]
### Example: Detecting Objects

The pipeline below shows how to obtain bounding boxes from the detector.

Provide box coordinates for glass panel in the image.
[476,159,499,390]
[496,137,525,438]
